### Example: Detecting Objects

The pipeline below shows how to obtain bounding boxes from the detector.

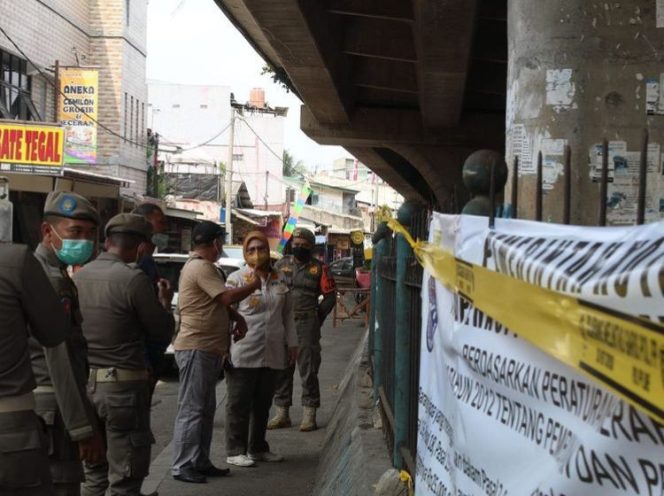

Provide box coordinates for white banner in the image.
[416,214,664,496]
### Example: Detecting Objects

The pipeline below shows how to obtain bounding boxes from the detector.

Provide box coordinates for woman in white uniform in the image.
[224,231,297,467]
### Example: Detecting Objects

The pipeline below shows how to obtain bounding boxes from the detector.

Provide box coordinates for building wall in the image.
[149,83,287,208]
[0,0,148,195]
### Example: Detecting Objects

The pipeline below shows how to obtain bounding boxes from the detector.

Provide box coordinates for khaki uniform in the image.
[74,252,174,496]
[273,256,336,408]
[0,244,72,495]
[30,245,98,495]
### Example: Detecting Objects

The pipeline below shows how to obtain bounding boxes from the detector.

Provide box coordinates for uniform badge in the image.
[309,266,319,276]
[59,195,77,214]
[249,295,261,308]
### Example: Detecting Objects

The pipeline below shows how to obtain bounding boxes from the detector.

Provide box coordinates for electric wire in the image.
[0,23,153,151]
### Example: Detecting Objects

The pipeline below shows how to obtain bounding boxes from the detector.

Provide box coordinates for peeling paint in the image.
[546,69,576,112]
[607,144,662,224]
[645,76,664,115]
[540,138,567,191]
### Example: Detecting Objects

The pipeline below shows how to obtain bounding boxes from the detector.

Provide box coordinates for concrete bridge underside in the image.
[213,0,507,209]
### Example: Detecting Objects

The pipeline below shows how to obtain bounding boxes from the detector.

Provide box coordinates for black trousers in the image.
[225,367,277,456]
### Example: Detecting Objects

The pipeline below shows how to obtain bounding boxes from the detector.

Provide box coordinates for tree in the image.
[283,150,306,177]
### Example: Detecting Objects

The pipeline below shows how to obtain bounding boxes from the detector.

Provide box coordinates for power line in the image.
[0,23,153,151]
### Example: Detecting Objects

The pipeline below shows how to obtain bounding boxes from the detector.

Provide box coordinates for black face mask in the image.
[292,246,312,262]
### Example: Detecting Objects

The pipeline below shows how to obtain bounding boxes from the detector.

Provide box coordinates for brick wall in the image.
[0,0,149,195]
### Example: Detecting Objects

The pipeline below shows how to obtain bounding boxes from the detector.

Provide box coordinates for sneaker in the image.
[248,451,284,462]
[226,454,256,467]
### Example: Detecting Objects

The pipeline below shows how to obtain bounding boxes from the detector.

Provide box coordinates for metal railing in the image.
[371,131,655,481]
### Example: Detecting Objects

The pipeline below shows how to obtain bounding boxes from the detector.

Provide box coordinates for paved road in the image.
[144,316,367,496]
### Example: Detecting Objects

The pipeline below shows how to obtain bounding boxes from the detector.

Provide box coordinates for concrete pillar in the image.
[506,0,664,225]
[393,202,417,468]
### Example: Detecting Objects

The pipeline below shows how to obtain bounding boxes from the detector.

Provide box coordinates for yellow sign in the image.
[0,121,64,174]
[58,67,98,165]
[388,219,664,424]
[351,230,364,245]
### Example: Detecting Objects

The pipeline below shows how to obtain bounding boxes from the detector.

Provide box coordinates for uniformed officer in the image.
[73,214,175,496]
[0,243,71,495]
[269,228,336,431]
[30,192,106,496]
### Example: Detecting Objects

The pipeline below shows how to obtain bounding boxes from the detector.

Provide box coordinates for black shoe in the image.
[173,469,207,484]
[199,465,231,477]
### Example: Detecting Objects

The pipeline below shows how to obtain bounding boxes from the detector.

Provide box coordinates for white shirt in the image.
[226,266,296,369]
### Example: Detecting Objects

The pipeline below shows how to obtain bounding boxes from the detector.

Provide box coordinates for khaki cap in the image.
[292,227,315,245]
[43,191,100,225]
[105,213,153,241]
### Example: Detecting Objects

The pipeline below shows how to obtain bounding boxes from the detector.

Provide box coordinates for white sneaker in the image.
[248,451,284,462]
[226,454,256,467]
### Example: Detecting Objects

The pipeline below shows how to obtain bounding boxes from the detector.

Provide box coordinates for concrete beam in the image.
[219,0,353,125]
[327,0,413,23]
[413,0,478,127]
[343,18,416,63]
[301,106,503,149]
[344,146,426,203]
[354,58,418,94]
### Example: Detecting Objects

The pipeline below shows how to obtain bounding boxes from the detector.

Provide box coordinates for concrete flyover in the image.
[213,0,507,209]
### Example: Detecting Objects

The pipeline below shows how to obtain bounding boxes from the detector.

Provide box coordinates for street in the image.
[144,316,367,496]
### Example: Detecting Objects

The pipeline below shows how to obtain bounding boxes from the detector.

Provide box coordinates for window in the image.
[135,98,139,145]
[141,102,145,144]
[172,104,180,108]
[123,92,128,138]
[200,104,208,109]
[129,96,134,145]
[0,49,38,120]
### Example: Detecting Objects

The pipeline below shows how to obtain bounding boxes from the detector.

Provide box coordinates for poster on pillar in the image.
[416,213,663,496]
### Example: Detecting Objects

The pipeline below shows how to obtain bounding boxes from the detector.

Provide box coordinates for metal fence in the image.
[374,208,428,475]
[371,131,654,479]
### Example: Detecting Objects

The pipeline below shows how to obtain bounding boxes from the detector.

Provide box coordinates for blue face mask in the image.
[50,226,94,266]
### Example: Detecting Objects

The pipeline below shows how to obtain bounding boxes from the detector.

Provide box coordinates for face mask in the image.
[151,233,169,251]
[292,246,312,262]
[245,250,270,269]
[50,225,94,266]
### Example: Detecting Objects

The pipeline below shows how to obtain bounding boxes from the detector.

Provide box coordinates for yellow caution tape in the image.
[400,470,414,496]
[388,219,664,424]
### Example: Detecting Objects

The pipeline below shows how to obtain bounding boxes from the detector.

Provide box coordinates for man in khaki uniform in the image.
[30,192,105,495]
[171,221,254,484]
[270,228,336,431]
[74,214,175,496]
[0,243,71,495]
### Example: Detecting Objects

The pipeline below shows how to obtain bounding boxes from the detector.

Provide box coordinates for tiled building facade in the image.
[0,0,148,194]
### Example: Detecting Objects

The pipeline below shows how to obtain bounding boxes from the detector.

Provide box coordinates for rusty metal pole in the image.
[489,161,496,229]
[563,145,571,225]
[535,151,543,221]
[511,156,519,219]
[636,129,649,225]
[598,139,609,227]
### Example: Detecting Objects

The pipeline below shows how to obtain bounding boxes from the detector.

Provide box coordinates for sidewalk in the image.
[143,316,367,496]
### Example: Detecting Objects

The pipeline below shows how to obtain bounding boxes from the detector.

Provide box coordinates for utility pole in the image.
[224,107,236,244]
[264,170,268,210]
[152,132,159,197]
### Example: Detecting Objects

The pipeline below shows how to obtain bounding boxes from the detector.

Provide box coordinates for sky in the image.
[146,0,351,171]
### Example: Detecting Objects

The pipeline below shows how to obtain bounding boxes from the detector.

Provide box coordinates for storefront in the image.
[1,120,128,246]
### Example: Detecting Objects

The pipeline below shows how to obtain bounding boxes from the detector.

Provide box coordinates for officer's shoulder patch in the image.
[309,265,320,276]
[59,195,77,214]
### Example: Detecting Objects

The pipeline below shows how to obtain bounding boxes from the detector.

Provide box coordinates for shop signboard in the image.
[0,120,64,175]
[58,67,99,165]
